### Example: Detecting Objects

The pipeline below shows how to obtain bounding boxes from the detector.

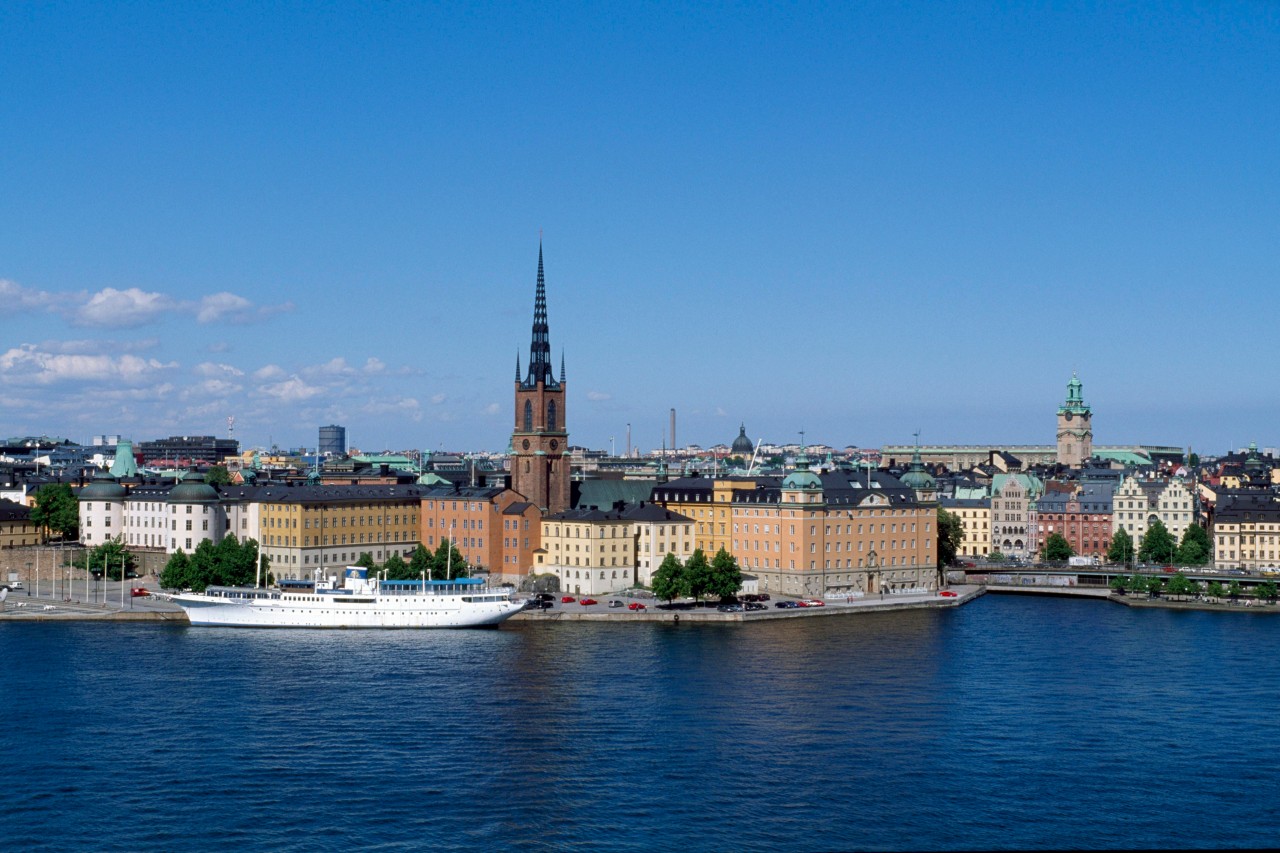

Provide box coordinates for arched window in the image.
[547,400,557,431]
[524,400,533,432]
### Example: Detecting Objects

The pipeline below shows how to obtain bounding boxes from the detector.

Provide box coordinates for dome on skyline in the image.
[731,424,754,455]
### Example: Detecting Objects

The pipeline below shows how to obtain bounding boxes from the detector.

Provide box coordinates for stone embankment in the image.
[512,586,985,623]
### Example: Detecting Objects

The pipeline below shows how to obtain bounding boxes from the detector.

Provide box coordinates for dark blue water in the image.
[3,595,1278,851]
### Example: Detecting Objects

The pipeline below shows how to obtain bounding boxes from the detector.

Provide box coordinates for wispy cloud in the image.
[586,390,612,401]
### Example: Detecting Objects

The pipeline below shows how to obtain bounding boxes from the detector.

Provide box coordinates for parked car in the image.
[742,594,760,602]
[939,590,958,598]
[608,599,624,608]
[717,603,744,612]
[561,595,576,603]
[745,602,766,611]
[775,600,798,609]
[804,599,825,607]
[579,598,598,606]
[757,593,771,601]
[628,602,647,611]
[130,587,150,598]
[534,592,556,602]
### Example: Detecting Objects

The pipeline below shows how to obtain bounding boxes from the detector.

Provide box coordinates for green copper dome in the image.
[167,472,220,504]
[79,472,127,500]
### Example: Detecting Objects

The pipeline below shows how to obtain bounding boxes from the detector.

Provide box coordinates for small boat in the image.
[171,567,523,628]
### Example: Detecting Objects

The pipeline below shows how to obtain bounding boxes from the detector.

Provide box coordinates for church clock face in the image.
[550,440,559,450]
[522,439,530,450]
[1064,411,1073,421]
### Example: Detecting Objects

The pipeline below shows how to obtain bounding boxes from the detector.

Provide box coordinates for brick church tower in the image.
[1056,372,1093,467]
[512,244,571,513]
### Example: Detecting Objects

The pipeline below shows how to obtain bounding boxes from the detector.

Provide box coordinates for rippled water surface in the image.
[3,595,1279,851]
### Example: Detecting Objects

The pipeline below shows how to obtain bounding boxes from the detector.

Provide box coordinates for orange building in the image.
[421,486,540,582]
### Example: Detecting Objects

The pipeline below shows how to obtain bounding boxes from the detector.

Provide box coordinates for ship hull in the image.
[173,593,523,628]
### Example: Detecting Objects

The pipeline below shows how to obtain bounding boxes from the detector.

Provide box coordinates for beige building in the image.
[1112,475,1195,555]
[537,502,694,595]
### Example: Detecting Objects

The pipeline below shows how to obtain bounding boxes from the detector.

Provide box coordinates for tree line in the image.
[159,536,267,592]
[1110,571,1279,604]
[650,547,743,603]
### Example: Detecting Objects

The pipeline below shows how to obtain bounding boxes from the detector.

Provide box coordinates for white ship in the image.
[171,567,524,628]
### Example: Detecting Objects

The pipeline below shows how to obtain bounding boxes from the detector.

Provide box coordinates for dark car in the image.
[756,593,771,601]
[775,600,798,609]
[745,602,766,611]
[608,599,624,608]
[717,603,744,613]
[533,592,556,602]
[742,594,761,602]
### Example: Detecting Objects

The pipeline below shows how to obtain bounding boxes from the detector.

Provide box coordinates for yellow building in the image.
[941,498,990,559]
[1211,493,1280,570]
[240,484,422,580]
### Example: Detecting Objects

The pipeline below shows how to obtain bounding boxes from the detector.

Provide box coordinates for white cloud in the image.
[586,390,612,401]
[430,393,447,405]
[195,362,245,378]
[484,402,501,415]
[0,343,176,385]
[74,287,177,328]
[363,357,386,374]
[715,407,728,416]
[255,375,322,403]
[0,279,57,312]
[196,292,251,324]
[305,357,356,378]
[253,364,287,381]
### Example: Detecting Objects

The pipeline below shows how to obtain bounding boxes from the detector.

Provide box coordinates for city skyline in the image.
[3,3,1278,455]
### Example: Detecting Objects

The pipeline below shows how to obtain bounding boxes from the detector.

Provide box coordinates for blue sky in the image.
[2,2,1277,456]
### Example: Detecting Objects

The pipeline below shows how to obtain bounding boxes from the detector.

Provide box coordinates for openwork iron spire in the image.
[524,242,558,388]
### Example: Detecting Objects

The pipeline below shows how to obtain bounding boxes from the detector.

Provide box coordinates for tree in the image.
[1109,574,1130,594]
[204,465,231,486]
[1227,580,1244,602]
[1175,525,1212,566]
[706,548,743,600]
[430,538,469,579]
[1188,452,1200,468]
[684,549,713,602]
[1166,572,1198,601]
[651,553,686,603]
[1206,580,1226,600]
[1138,519,1177,565]
[408,544,432,579]
[1255,580,1278,604]
[355,552,377,570]
[382,553,411,580]
[30,482,78,541]
[160,535,267,593]
[1145,574,1165,597]
[937,508,965,567]
[1041,533,1073,562]
[75,535,136,580]
[1107,529,1135,566]
[988,550,1006,562]
[160,550,194,591]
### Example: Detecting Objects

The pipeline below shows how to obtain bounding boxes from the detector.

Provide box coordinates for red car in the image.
[939,590,958,598]
[130,587,151,598]
[804,599,825,607]
[579,598,598,606]
[561,595,576,603]
[627,602,646,611]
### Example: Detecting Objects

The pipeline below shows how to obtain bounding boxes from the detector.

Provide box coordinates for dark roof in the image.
[0,498,32,521]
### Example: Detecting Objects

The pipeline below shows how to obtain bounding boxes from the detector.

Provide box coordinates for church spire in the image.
[524,242,556,388]
[515,350,521,383]
[560,351,566,384]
